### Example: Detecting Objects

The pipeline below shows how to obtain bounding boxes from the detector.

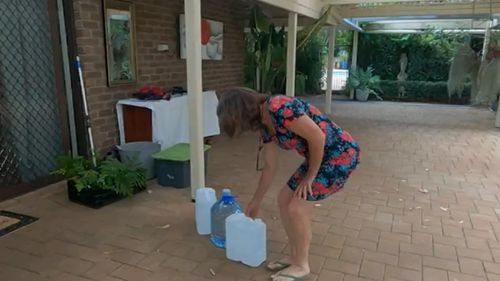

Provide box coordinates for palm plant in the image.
[347,66,383,101]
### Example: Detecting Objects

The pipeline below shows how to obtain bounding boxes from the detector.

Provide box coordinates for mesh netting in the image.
[0,0,65,186]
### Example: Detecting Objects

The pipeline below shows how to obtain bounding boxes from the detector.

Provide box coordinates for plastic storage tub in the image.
[152,143,211,188]
[117,142,161,180]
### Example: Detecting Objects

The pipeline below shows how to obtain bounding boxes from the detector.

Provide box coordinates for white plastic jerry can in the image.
[195,187,217,235]
[225,213,267,267]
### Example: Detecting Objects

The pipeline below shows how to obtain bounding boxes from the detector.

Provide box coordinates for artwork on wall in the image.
[179,14,223,60]
[104,0,137,86]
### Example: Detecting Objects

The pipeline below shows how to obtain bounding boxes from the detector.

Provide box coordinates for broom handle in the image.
[76,56,97,167]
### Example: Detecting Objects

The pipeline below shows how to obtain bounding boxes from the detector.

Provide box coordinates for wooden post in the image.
[286,12,298,97]
[325,26,336,114]
[185,0,205,200]
[349,31,359,100]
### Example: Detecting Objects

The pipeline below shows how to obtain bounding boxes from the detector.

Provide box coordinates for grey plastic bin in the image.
[117,142,161,180]
[152,143,210,188]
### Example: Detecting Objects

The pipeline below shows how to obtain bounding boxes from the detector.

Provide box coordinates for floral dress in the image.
[261,95,360,201]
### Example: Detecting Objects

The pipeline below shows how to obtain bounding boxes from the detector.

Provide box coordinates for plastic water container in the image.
[226,213,267,267]
[195,187,217,235]
[210,189,242,248]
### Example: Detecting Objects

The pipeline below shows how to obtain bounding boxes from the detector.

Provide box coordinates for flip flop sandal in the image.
[272,272,310,281]
[266,260,291,271]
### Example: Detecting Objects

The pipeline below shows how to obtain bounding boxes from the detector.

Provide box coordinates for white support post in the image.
[349,31,359,100]
[496,99,500,128]
[185,0,205,200]
[286,12,298,97]
[325,26,336,114]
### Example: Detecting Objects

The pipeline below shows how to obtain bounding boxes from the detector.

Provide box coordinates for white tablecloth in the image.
[116,91,220,149]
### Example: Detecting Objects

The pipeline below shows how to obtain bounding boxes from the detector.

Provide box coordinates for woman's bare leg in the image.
[274,187,296,264]
[273,194,313,280]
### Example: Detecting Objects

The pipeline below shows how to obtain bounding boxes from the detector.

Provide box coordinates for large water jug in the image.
[195,187,217,235]
[210,189,242,248]
[226,213,267,267]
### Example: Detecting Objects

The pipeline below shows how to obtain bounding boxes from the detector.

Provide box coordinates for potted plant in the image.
[347,66,383,101]
[52,155,146,208]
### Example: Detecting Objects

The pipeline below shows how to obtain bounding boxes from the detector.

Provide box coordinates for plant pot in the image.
[356,89,370,102]
[67,180,145,209]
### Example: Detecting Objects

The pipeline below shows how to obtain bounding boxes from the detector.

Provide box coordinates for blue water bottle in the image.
[210,189,242,248]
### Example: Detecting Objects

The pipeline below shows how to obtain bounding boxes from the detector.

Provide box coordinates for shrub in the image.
[378,80,471,104]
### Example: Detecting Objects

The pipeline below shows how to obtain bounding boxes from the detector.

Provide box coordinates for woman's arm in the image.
[287,115,325,198]
[245,142,277,218]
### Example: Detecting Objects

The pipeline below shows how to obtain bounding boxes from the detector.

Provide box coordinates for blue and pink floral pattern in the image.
[261,96,360,201]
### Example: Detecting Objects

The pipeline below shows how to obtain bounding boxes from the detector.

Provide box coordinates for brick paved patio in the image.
[1,100,500,281]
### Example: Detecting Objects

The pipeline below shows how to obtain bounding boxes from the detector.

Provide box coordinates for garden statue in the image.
[397,53,408,98]
[447,44,480,102]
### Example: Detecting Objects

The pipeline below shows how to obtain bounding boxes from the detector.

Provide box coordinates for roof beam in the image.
[338,2,500,18]
[324,0,440,5]
[257,0,340,24]
[256,0,326,19]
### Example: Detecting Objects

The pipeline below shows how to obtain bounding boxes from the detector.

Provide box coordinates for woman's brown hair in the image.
[217,87,268,138]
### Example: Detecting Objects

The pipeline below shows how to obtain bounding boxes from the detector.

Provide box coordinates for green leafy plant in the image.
[52,156,146,197]
[245,5,331,94]
[347,66,382,98]
[347,67,383,101]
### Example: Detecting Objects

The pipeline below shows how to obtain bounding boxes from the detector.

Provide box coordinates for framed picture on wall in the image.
[103,0,137,86]
[179,14,223,60]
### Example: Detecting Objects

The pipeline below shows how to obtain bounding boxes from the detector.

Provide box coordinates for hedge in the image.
[376,80,471,104]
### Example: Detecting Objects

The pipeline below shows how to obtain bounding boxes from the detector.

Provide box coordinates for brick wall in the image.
[72,0,245,151]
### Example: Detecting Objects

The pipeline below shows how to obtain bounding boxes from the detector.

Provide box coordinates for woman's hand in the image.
[295,176,314,200]
[245,199,261,219]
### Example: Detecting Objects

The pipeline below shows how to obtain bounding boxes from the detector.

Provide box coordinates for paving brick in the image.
[424,267,449,281]
[457,248,493,262]
[345,237,378,251]
[487,273,500,281]
[364,251,399,266]
[360,260,385,280]
[358,228,382,242]
[459,257,485,277]
[378,239,400,255]
[340,246,364,264]
[412,232,433,245]
[162,256,199,272]
[434,244,457,260]
[344,275,372,281]
[84,260,122,280]
[323,233,346,249]
[423,256,460,272]
[400,242,433,256]
[484,262,500,274]
[385,266,422,281]
[434,235,467,248]
[323,259,360,275]
[310,244,341,259]
[380,232,411,243]
[492,249,500,263]
[443,225,464,238]
[53,273,94,281]
[318,270,344,281]
[112,265,152,281]
[465,237,490,250]
[448,271,488,281]
[398,253,422,271]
